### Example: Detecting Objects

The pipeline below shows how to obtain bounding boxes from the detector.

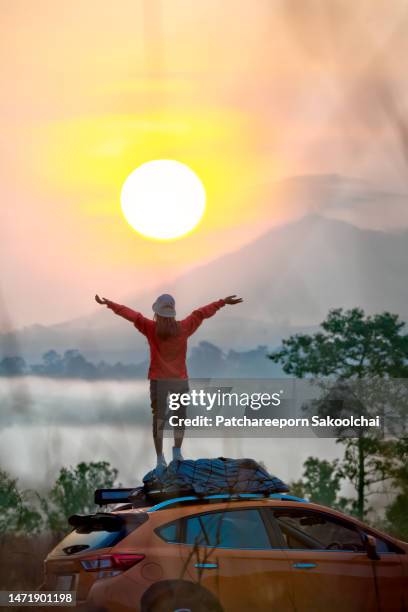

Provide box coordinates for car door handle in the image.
[292,562,317,569]
[195,563,218,569]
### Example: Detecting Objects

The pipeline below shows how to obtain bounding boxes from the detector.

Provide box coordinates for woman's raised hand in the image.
[95,294,109,305]
[223,295,243,305]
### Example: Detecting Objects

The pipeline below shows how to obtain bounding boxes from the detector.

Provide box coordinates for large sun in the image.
[120,160,206,240]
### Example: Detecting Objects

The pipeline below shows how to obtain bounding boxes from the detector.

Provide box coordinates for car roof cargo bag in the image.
[142,457,289,499]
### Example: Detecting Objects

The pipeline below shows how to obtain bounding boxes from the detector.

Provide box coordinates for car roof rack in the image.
[94,489,309,510]
[95,488,137,506]
[147,493,309,512]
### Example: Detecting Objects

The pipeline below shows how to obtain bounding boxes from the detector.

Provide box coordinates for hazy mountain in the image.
[2,212,407,363]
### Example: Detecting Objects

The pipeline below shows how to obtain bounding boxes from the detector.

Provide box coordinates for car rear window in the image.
[50,512,148,556]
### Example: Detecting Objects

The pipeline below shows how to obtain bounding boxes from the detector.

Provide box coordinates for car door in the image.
[269,507,378,612]
[180,507,295,612]
[364,532,404,612]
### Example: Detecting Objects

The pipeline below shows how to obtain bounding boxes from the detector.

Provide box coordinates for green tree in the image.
[384,439,408,540]
[269,308,408,519]
[290,456,352,511]
[288,478,306,500]
[42,350,63,375]
[41,461,119,534]
[0,469,42,534]
[0,356,27,376]
[385,493,408,541]
[299,457,342,506]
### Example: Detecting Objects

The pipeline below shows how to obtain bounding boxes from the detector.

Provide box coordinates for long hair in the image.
[154,314,180,340]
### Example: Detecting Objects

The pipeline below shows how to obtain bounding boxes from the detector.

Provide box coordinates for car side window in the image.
[185,509,271,549]
[364,533,398,554]
[374,537,393,554]
[273,509,365,552]
[156,520,181,543]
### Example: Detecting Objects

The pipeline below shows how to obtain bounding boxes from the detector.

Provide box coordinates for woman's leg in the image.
[172,380,189,456]
[153,425,163,456]
[150,380,166,462]
[173,422,184,449]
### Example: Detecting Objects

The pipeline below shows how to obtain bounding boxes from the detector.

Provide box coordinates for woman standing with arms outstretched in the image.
[95,293,243,473]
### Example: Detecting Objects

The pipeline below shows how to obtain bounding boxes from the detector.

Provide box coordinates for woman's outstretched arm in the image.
[95,295,150,335]
[182,295,243,337]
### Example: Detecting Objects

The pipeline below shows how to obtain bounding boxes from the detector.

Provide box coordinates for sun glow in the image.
[120,160,206,240]
[31,109,275,263]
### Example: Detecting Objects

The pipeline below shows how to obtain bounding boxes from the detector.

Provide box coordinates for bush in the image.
[40,461,119,535]
[0,470,42,534]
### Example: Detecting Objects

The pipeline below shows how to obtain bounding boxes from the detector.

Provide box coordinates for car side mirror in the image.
[364,534,380,561]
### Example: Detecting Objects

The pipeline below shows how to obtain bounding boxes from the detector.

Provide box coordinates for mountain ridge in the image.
[2,212,407,362]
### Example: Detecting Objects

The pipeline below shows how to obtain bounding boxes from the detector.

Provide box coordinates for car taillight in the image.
[81,553,145,572]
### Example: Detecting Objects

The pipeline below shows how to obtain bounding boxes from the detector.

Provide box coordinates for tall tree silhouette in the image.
[270,308,408,518]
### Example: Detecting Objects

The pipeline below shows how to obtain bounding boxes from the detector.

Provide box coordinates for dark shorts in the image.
[150,379,189,437]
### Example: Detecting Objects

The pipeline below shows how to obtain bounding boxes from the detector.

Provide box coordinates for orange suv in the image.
[43,491,408,611]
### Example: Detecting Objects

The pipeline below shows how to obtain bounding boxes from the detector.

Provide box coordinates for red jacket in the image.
[106,299,226,379]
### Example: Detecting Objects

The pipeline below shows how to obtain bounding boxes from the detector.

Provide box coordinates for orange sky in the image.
[2,0,408,327]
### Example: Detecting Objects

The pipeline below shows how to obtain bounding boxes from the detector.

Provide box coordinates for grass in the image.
[0,534,57,590]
